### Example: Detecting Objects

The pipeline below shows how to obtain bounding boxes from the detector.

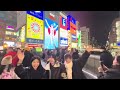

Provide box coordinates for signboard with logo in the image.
[67,15,77,42]
[26,14,44,44]
[45,11,59,22]
[6,25,14,31]
[27,11,43,20]
[20,25,25,42]
[59,15,68,46]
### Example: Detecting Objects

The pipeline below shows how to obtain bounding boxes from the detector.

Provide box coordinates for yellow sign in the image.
[20,26,25,42]
[26,14,44,40]
[68,31,71,51]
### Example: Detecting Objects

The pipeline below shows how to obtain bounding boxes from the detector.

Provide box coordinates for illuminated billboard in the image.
[26,14,44,44]
[67,15,77,42]
[20,26,25,42]
[27,11,43,20]
[44,18,58,49]
[59,16,68,46]
[77,31,82,49]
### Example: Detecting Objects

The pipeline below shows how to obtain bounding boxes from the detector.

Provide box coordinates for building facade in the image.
[80,26,90,48]
[108,18,120,49]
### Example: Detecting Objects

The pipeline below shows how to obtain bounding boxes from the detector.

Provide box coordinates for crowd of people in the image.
[0,45,120,79]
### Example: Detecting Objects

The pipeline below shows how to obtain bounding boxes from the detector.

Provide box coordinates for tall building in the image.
[76,21,81,49]
[0,11,17,46]
[80,26,90,48]
[108,17,120,48]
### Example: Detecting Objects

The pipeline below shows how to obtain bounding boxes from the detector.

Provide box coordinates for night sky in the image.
[65,11,119,45]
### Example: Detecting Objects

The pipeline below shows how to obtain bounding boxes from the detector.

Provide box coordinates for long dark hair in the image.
[30,56,42,70]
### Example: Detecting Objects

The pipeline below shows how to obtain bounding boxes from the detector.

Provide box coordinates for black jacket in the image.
[98,65,120,79]
[72,51,90,79]
[45,62,67,79]
[15,64,47,79]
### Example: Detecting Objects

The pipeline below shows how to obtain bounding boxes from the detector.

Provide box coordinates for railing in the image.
[80,53,100,79]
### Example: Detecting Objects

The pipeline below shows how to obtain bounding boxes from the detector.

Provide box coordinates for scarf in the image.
[64,61,73,79]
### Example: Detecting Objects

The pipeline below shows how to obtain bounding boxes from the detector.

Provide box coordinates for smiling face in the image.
[32,59,40,70]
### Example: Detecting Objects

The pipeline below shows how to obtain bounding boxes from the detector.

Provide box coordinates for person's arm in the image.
[78,46,92,68]
[14,64,27,79]
[15,50,27,79]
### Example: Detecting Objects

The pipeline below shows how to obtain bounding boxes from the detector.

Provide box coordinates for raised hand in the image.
[17,50,24,64]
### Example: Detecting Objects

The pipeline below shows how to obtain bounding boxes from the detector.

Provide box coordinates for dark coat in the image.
[72,51,90,79]
[15,58,47,79]
[45,62,67,79]
[98,65,120,79]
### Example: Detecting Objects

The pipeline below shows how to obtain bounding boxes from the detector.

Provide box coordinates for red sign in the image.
[59,16,67,30]
[49,13,56,21]
[70,22,76,35]
[28,44,40,47]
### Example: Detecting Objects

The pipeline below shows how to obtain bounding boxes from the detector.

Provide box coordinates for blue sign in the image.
[60,37,68,46]
[27,11,43,20]
[117,42,120,46]
[26,38,44,44]
[67,15,76,24]
[62,17,66,26]
[67,15,70,30]
[72,35,77,42]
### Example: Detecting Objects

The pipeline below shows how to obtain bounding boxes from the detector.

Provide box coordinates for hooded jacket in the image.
[15,57,46,79]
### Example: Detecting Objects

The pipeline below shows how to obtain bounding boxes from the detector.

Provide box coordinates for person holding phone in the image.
[98,56,120,79]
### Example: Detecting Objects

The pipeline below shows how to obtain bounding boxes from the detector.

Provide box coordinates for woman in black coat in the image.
[15,50,46,79]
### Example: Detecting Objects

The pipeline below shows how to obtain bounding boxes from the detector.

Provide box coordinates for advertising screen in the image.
[20,26,25,42]
[72,43,77,48]
[70,22,77,42]
[4,41,15,47]
[27,11,43,20]
[44,18,58,49]
[26,14,44,44]
[60,16,68,46]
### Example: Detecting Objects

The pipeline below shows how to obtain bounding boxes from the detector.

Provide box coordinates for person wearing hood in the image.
[64,45,93,79]
[45,54,67,79]
[15,50,46,79]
